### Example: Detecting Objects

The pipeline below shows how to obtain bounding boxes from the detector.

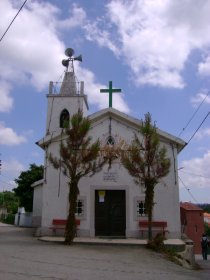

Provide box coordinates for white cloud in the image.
[84,21,121,57]
[0,80,13,112]
[0,122,26,145]
[57,3,86,30]
[0,1,129,114]
[0,159,25,191]
[198,55,210,76]
[0,0,65,108]
[191,91,210,107]
[0,179,16,192]
[3,158,25,174]
[84,0,210,88]
[180,151,210,189]
[194,128,210,141]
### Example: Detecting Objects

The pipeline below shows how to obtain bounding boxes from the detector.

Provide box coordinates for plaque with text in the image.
[103,172,118,182]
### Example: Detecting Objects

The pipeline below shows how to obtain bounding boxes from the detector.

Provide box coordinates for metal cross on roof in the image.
[100,81,121,108]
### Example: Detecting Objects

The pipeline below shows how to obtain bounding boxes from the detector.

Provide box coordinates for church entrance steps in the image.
[39,236,185,248]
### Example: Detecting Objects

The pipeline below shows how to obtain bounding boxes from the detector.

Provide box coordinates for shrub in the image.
[146,233,165,251]
[3,214,15,225]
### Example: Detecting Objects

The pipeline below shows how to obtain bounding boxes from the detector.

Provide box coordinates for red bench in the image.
[139,220,167,238]
[50,219,80,236]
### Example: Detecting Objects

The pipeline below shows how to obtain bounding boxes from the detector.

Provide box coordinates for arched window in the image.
[60,109,69,128]
[106,136,115,145]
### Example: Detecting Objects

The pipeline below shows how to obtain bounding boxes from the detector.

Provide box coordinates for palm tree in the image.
[121,113,170,240]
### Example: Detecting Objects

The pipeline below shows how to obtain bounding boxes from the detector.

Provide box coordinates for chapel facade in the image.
[32,62,186,239]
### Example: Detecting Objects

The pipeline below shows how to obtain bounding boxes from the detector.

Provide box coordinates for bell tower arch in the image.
[45,48,89,135]
[60,109,70,128]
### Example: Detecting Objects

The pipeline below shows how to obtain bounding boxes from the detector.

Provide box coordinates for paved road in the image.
[0,224,209,280]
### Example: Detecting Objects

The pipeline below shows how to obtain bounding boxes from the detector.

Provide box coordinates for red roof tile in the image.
[180,202,203,211]
[204,212,210,218]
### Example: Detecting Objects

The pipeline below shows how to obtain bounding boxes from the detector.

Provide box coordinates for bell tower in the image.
[45,48,89,135]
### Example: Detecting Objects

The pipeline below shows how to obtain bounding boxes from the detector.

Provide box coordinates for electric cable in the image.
[179,169,210,180]
[178,90,210,137]
[178,176,199,203]
[0,0,28,43]
[187,112,210,145]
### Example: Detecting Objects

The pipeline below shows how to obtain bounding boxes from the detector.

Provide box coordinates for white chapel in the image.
[32,51,186,239]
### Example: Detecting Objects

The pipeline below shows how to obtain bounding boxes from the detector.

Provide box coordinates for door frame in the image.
[95,189,126,236]
[90,185,128,237]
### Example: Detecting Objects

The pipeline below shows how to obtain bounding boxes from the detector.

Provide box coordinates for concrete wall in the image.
[46,95,88,134]
[32,181,44,227]
[15,212,32,227]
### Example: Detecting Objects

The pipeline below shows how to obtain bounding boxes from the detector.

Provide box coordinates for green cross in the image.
[100,81,121,108]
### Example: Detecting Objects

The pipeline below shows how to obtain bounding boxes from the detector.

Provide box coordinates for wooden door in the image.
[95,190,126,237]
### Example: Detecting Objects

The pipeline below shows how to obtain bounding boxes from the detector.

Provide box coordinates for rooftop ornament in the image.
[100,81,121,108]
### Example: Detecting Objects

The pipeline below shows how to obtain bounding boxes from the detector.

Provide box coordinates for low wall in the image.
[15,212,32,227]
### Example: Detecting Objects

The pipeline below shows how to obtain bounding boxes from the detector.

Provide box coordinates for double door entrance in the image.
[95,190,126,237]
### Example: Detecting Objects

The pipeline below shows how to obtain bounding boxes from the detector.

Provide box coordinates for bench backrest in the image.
[52,219,80,226]
[139,220,167,227]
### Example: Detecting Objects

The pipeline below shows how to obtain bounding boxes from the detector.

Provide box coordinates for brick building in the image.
[180,202,204,254]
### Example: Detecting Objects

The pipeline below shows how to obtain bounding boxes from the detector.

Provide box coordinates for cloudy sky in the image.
[0,0,210,203]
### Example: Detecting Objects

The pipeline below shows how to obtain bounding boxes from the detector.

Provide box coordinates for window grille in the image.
[137,200,147,217]
[75,199,84,217]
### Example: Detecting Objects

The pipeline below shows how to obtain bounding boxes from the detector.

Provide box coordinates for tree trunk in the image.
[65,180,79,245]
[145,182,155,241]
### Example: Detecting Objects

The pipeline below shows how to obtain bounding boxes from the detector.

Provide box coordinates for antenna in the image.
[61,48,82,72]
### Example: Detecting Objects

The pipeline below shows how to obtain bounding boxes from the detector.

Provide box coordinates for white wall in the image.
[32,184,43,227]
[38,113,181,238]
[46,95,88,134]
[15,212,32,227]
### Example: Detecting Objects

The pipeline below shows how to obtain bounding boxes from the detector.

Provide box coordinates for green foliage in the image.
[2,213,15,224]
[204,222,210,236]
[13,164,44,212]
[146,233,182,266]
[49,110,108,244]
[121,112,170,240]
[147,233,165,251]
[50,110,105,181]
[0,191,19,214]
[198,204,210,213]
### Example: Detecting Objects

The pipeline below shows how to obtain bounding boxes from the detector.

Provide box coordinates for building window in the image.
[106,136,115,146]
[137,200,147,217]
[60,109,69,128]
[75,199,84,217]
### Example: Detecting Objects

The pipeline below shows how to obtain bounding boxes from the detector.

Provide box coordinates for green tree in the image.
[204,222,210,236]
[0,191,19,214]
[49,110,110,245]
[13,164,44,212]
[198,204,210,213]
[121,113,170,240]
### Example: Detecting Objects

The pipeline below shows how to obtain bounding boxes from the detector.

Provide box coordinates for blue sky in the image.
[0,0,210,203]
